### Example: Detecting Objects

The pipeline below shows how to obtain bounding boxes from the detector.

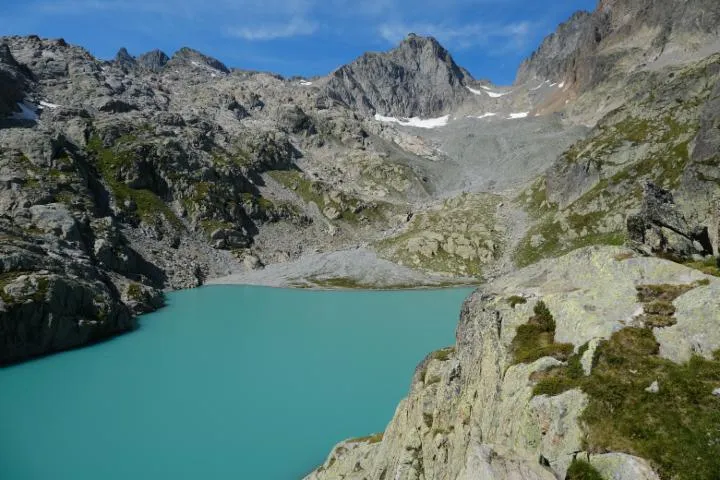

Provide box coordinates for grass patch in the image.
[532,327,720,480]
[346,432,383,444]
[683,257,720,277]
[511,301,573,364]
[514,205,626,269]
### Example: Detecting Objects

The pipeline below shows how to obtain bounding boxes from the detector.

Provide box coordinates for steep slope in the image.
[515,53,720,267]
[325,34,472,118]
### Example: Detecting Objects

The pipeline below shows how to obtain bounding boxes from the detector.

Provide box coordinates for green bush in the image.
[565,459,603,480]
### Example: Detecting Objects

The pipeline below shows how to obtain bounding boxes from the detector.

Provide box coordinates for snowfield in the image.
[466,86,511,98]
[374,113,450,129]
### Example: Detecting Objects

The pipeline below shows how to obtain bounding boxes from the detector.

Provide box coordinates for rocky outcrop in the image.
[114,47,136,71]
[0,43,29,117]
[627,182,714,259]
[307,247,719,480]
[326,34,471,118]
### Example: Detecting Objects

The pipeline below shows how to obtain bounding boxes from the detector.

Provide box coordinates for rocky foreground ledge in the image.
[306,246,720,480]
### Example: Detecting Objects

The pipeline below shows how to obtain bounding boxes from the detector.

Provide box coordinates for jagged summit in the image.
[114,47,136,70]
[325,33,471,118]
[168,47,230,74]
[136,49,169,72]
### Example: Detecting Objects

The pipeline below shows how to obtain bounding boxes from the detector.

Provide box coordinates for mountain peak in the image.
[136,49,169,72]
[169,47,230,74]
[326,35,471,118]
[114,47,136,70]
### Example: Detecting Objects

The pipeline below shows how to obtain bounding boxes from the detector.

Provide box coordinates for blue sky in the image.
[1,0,598,84]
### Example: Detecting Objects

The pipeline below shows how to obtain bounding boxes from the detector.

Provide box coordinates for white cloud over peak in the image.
[227,17,319,40]
[378,20,534,52]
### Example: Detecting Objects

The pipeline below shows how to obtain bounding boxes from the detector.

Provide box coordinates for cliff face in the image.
[516,0,720,93]
[306,247,720,480]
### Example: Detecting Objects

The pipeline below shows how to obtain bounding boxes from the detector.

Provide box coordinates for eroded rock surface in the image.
[306,247,719,480]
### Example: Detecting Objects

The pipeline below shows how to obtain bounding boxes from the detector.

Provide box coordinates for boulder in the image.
[627,182,714,259]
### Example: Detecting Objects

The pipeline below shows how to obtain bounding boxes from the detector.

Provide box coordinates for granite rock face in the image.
[326,34,471,118]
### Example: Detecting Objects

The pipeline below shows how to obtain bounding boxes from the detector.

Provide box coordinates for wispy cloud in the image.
[378,21,534,52]
[226,18,318,40]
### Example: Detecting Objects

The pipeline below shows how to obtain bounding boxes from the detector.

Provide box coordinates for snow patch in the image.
[39,100,59,109]
[299,80,313,86]
[508,112,529,119]
[559,82,565,88]
[10,102,38,121]
[467,86,511,98]
[190,60,224,76]
[486,90,510,98]
[474,113,498,119]
[530,80,549,91]
[374,113,450,129]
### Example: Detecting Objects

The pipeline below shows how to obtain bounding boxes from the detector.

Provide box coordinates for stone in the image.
[322,206,341,220]
[243,255,263,271]
[645,380,659,393]
[627,182,713,259]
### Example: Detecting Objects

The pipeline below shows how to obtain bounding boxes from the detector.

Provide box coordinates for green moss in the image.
[430,347,455,362]
[268,170,325,208]
[87,135,183,229]
[511,301,574,364]
[54,191,75,205]
[517,178,557,219]
[200,219,235,235]
[565,459,603,480]
[126,283,143,301]
[532,327,720,480]
[346,433,383,444]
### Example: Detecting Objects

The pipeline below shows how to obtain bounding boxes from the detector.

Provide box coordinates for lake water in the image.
[0,285,473,479]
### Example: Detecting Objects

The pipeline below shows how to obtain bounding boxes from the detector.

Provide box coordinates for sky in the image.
[1,0,598,85]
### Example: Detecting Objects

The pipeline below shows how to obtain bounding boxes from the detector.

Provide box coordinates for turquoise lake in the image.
[0,285,473,479]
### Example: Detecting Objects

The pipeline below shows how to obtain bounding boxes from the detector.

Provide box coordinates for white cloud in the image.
[227,17,318,40]
[378,20,533,52]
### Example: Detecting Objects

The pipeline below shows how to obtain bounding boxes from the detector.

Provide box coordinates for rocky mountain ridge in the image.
[2,1,720,477]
